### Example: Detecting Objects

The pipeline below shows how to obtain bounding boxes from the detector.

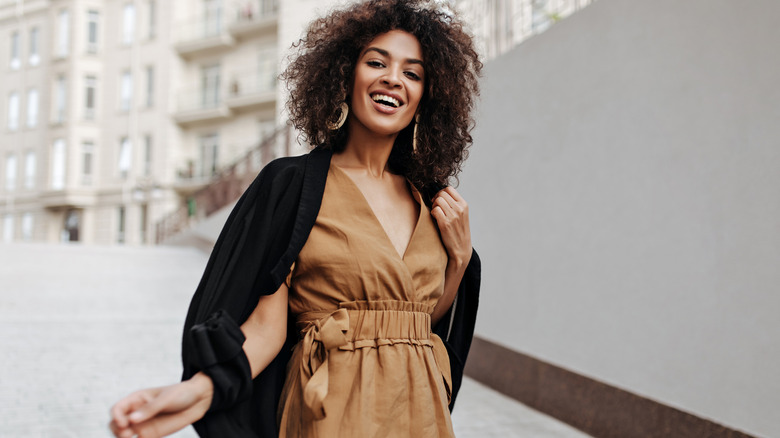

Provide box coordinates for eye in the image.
[404,71,422,81]
[367,60,385,68]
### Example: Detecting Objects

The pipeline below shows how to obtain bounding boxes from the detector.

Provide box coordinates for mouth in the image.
[370,92,402,108]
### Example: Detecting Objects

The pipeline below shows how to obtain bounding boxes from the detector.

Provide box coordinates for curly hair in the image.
[281,0,482,191]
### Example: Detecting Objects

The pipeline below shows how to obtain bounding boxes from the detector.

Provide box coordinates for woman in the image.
[110,1,481,437]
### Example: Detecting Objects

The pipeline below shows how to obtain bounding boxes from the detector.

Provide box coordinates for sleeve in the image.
[432,248,481,411]
[180,160,304,438]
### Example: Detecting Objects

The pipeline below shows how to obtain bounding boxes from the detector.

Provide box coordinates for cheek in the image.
[409,84,424,108]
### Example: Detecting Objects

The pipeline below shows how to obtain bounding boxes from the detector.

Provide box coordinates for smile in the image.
[370,93,402,108]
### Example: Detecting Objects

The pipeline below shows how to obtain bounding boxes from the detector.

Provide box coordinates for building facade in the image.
[0,0,286,245]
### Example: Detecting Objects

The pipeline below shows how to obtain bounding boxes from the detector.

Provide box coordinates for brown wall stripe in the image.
[463,336,759,438]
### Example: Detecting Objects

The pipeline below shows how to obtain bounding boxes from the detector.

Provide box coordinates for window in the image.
[117,206,126,243]
[24,151,35,189]
[7,92,19,131]
[531,0,551,33]
[26,89,38,128]
[118,136,132,178]
[148,0,157,39]
[199,133,219,177]
[259,0,278,15]
[54,75,67,123]
[10,31,20,70]
[122,3,136,45]
[143,134,152,176]
[28,27,39,66]
[85,75,96,119]
[87,10,99,53]
[120,70,132,111]
[145,66,154,107]
[82,141,94,185]
[258,47,277,92]
[51,139,66,189]
[201,65,220,108]
[204,0,222,37]
[5,154,16,191]
[57,9,70,57]
[21,212,33,241]
[2,214,13,242]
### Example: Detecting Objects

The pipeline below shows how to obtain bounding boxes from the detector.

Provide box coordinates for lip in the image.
[370,97,402,114]
[369,90,405,107]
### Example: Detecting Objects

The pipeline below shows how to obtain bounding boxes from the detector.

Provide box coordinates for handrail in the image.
[155,125,291,244]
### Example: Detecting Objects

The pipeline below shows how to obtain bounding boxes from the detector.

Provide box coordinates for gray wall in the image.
[459,1,780,437]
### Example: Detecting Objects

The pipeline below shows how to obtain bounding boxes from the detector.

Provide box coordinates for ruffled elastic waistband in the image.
[296,300,435,350]
[291,300,451,420]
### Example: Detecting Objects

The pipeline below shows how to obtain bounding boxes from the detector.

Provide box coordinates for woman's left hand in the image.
[431,187,472,269]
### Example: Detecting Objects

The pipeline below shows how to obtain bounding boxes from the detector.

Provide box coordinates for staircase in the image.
[155,125,292,244]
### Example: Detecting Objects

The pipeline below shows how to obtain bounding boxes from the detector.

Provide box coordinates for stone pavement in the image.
[0,243,591,438]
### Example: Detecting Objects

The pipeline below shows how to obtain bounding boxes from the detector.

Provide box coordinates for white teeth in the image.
[371,94,400,107]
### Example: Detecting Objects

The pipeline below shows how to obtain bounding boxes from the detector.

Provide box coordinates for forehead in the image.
[362,30,423,61]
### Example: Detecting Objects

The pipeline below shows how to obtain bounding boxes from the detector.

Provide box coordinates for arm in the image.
[110,284,289,438]
[430,187,472,326]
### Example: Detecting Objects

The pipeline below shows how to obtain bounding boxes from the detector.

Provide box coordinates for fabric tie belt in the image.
[295,300,452,420]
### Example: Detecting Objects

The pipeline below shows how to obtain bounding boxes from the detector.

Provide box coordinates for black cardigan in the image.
[181,147,481,437]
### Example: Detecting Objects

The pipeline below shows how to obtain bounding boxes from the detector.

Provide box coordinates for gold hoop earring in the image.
[328,102,349,130]
[412,114,421,153]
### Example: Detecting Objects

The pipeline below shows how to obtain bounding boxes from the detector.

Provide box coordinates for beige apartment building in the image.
[0,0,282,245]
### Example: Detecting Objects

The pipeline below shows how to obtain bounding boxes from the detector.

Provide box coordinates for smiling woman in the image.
[109,1,482,438]
[283,0,482,192]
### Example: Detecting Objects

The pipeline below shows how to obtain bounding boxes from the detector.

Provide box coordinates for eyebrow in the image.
[364,47,424,66]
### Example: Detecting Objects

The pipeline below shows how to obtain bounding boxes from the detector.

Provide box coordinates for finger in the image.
[127,389,177,425]
[442,186,465,203]
[438,190,467,214]
[108,419,134,438]
[431,205,447,224]
[131,401,208,438]
[111,391,156,428]
[433,195,455,216]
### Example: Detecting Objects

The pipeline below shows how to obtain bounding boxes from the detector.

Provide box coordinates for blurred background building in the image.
[0,0,588,246]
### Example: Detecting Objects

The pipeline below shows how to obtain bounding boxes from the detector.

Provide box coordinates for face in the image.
[348,30,425,138]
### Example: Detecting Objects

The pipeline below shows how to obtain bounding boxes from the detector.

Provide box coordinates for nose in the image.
[380,67,403,88]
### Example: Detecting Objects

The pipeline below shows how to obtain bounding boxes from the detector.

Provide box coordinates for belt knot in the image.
[298,308,349,419]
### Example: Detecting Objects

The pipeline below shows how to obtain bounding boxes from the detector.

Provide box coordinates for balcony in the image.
[174,15,235,58]
[173,88,232,126]
[228,0,279,39]
[174,1,278,58]
[225,71,276,112]
[38,188,97,209]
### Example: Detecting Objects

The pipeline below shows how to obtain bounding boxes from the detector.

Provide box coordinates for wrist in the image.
[446,249,471,273]
[189,372,214,402]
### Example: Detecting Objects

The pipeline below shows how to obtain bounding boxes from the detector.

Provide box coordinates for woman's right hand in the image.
[109,372,213,438]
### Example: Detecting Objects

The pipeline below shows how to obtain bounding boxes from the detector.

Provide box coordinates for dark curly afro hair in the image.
[281,0,482,191]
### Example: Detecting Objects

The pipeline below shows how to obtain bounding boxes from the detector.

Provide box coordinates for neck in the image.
[335,120,399,178]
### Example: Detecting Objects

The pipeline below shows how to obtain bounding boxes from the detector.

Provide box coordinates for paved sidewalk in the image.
[0,243,590,437]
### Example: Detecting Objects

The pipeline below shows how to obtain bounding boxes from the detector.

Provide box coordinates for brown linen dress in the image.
[277,163,454,437]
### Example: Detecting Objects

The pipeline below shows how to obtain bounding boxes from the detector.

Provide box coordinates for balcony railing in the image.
[155,125,290,244]
[177,86,223,113]
[175,1,279,46]
[462,0,596,60]
[225,70,276,110]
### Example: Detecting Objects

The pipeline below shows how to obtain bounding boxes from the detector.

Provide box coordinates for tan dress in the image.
[277,163,454,437]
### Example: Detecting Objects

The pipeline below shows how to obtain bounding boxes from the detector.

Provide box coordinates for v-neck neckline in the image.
[330,163,423,261]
